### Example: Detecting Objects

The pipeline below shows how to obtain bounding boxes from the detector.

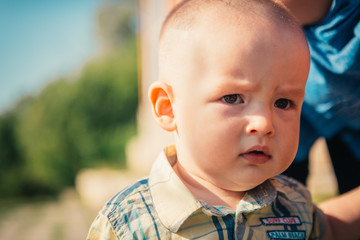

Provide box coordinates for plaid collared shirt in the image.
[87,146,327,240]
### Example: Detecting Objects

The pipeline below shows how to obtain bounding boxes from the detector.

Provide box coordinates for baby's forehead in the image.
[158,0,307,84]
[160,0,298,42]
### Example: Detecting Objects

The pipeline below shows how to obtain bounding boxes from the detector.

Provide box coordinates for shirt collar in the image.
[149,145,278,232]
[236,180,277,213]
[149,145,202,232]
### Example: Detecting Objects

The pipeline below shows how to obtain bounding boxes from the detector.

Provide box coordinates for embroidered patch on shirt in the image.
[267,230,306,239]
[261,216,301,225]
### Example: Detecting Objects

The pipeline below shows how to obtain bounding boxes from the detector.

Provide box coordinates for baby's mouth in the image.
[250,150,265,155]
[240,147,272,164]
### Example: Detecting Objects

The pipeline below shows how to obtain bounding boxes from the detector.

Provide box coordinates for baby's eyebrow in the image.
[276,86,305,98]
[215,78,257,91]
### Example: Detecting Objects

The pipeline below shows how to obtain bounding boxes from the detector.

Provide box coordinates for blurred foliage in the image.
[97,0,136,50]
[0,0,138,198]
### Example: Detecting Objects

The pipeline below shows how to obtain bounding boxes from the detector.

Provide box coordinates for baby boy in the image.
[87,0,328,239]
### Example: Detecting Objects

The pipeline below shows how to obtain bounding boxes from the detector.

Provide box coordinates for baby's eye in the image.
[221,94,244,104]
[274,98,293,109]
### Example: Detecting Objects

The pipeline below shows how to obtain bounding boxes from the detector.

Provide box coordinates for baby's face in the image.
[163,11,310,191]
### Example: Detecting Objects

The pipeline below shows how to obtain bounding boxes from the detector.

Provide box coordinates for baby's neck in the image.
[173,162,245,210]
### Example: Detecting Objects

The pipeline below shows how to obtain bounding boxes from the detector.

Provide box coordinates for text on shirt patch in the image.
[261,216,301,225]
[267,230,305,240]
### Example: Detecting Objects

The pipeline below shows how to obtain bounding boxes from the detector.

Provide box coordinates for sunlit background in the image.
[0,0,139,239]
[0,0,101,112]
[0,0,338,239]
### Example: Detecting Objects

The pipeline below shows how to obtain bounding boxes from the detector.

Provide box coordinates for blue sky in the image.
[0,0,102,113]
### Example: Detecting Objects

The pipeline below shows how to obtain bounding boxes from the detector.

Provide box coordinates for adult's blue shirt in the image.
[296,0,360,160]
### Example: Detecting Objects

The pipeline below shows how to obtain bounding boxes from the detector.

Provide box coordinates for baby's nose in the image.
[245,113,275,137]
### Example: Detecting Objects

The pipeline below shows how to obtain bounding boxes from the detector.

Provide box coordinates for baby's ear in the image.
[148,81,176,132]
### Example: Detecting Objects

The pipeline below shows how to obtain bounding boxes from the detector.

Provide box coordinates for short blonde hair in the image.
[159,0,301,41]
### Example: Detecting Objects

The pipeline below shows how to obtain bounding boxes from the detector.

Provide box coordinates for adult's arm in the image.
[274,0,333,25]
[319,186,360,240]
[275,0,360,238]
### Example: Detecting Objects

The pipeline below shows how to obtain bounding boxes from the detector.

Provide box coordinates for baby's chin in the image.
[213,178,269,193]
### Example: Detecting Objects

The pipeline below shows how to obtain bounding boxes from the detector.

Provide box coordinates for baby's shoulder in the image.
[269,175,328,239]
[101,177,151,213]
[92,178,161,239]
[270,175,312,204]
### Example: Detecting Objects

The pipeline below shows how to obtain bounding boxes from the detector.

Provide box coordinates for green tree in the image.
[0,111,24,197]
[15,40,138,194]
[0,0,139,197]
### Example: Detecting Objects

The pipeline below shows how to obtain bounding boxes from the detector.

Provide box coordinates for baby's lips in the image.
[240,151,271,164]
[239,145,272,164]
[245,145,271,156]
